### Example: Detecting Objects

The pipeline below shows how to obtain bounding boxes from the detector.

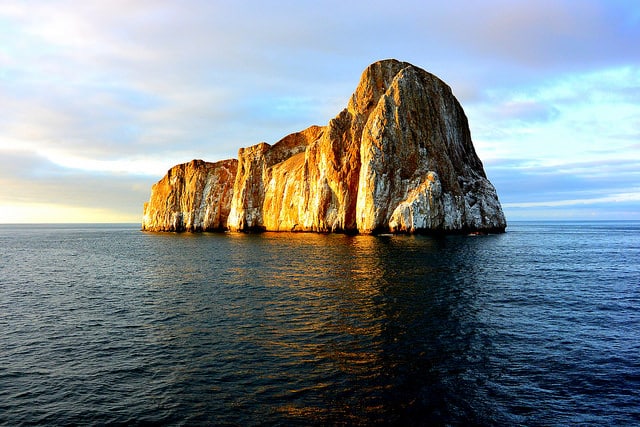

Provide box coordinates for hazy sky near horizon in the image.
[1,0,639,223]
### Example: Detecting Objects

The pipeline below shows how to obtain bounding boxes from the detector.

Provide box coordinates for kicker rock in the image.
[142,59,506,234]
[142,159,237,231]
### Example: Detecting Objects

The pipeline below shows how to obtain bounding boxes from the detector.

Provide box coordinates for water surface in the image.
[1,222,638,425]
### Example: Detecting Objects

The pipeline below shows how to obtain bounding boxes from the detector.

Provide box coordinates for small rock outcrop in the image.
[142,159,237,232]
[142,59,506,234]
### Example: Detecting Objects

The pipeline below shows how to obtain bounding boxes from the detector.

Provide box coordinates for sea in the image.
[0,221,638,426]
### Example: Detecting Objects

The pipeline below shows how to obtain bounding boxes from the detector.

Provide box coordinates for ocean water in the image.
[0,222,638,426]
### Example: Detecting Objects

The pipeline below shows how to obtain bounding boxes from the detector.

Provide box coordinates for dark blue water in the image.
[1,222,639,426]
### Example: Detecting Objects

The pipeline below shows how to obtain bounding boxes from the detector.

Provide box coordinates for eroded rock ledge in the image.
[142,59,506,234]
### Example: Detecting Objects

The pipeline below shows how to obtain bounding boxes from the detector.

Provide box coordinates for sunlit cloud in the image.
[0,203,138,223]
[40,150,171,176]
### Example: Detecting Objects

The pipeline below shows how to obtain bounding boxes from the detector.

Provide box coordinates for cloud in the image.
[491,158,640,220]
[487,158,640,213]
[469,1,637,67]
[0,150,154,219]
[492,101,560,123]
[504,193,640,209]
[0,0,639,222]
[468,66,640,172]
[0,0,358,165]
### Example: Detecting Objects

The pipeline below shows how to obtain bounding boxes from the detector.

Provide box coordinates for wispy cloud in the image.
[1,0,639,221]
[504,192,640,209]
[485,157,640,220]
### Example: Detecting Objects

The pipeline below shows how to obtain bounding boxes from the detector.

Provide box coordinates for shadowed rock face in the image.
[142,59,506,234]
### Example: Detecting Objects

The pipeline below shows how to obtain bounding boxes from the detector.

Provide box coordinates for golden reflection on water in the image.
[239,233,400,420]
[144,230,451,423]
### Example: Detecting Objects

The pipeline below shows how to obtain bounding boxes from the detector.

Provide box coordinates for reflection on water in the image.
[3,223,638,425]
[136,231,494,424]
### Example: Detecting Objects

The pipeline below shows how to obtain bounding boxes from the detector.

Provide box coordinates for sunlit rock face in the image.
[227,125,324,232]
[355,61,506,233]
[142,159,237,232]
[143,59,506,234]
[297,61,407,232]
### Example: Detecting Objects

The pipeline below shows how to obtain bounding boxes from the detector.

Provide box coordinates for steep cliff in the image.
[300,60,426,232]
[142,159,237,232]
[227,125,324,231]
[142,59,506,234]
[355,63,505,233]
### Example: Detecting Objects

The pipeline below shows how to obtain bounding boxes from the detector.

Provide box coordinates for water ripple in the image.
[0,223,639,425]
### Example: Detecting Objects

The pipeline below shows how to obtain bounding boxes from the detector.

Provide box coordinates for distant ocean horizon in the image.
[1,221,638,425]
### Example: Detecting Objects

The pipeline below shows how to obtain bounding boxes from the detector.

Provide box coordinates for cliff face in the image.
[355,63,505,233]
[227,125,324,231]
[142,59,506,234]
[142,159,237,232]
[295,60,412,232]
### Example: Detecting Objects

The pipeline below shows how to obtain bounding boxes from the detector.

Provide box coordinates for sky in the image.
[1,0,639,223]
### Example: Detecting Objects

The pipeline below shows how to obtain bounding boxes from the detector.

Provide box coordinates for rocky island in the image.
[142,59,506,234]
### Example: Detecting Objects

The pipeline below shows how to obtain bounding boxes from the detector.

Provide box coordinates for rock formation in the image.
[142,59,506,234]
[142,159,237,232]
[227,125,324,231]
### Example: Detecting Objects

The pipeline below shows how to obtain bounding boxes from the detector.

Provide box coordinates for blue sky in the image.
[0,0,638,222]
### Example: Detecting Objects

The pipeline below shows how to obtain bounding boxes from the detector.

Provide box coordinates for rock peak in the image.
[142,60,506,234]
